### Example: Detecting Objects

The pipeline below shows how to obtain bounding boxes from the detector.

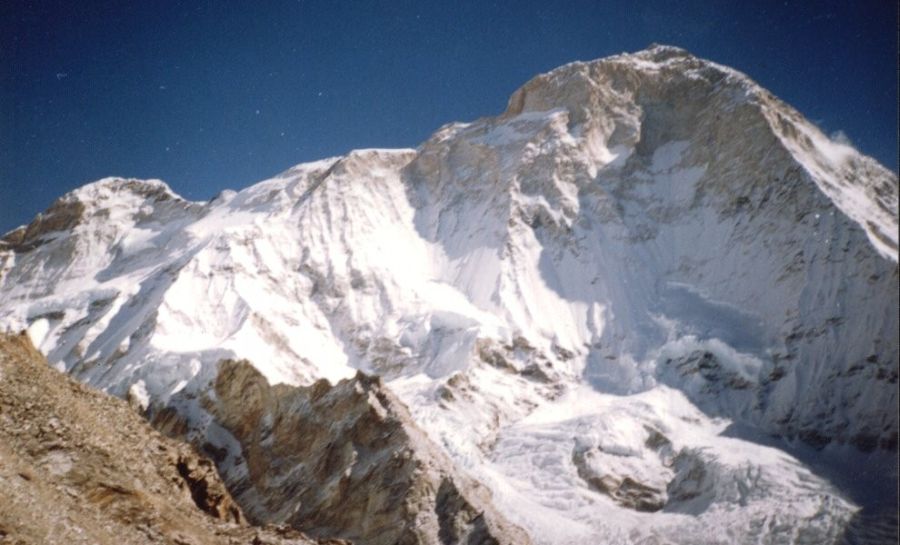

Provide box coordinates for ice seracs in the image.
[1,44,897,544]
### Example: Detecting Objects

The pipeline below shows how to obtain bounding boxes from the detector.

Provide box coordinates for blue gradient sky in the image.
[1,0,897,233]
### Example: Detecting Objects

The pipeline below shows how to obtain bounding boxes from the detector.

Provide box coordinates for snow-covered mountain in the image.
[2,45,897,544]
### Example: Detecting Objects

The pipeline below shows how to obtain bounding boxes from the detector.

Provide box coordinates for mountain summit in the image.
[2,45,897,544]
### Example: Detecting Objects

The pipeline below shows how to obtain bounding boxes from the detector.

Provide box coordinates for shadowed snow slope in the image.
[1,45,897,544]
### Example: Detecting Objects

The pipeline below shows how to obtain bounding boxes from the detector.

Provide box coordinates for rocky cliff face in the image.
[0,332,338,545]
[193,359,530,545]
[1,45,897,544]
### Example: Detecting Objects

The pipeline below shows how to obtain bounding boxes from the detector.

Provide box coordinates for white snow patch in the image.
[26,318,50,348]
[128,380,150,411]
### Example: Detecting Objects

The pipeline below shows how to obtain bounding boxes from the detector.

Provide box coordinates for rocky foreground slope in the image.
[0,332,338,545]
[1,45,897,543]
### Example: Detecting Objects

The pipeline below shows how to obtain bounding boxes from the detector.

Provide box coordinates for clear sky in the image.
[1,0,897,233]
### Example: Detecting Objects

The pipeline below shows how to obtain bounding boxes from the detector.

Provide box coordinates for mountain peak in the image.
[65,177,180,204]
[1,51,897,544]
[499,46,897,260]
[0,177,192,255]
[504,45,754,119]
[642,43,692,57]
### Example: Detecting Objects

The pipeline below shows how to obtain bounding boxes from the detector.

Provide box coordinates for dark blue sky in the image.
[1,0,896,233]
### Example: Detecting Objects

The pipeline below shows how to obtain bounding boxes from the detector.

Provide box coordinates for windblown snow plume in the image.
[1,45,897,544]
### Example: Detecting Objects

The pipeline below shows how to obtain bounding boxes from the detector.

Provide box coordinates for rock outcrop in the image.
[0,332,336,545]
[199,358,531,545]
